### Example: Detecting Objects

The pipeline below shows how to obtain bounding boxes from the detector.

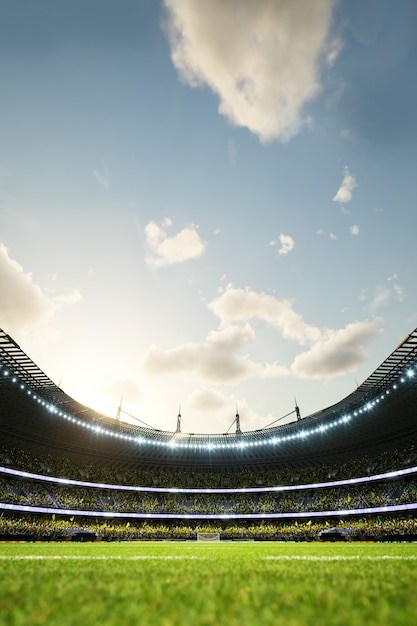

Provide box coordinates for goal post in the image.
[196,532,220,542]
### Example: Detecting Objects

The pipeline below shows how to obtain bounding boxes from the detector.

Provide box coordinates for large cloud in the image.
[0,243,81,338]
[187,388,269,432]
[145,218,206,268]
[209,287,321,344]
[164,0,337,142]
[143,324,289,384]
[143,285,382,386]
[209,287,381,378]
[291,320,382,378]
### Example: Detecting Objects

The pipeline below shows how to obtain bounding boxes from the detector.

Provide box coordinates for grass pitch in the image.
[1,541,416,626]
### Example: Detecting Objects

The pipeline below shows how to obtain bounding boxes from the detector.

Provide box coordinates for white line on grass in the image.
[1,555,416,562]
[0,555,201,560]
[265,555,417,561]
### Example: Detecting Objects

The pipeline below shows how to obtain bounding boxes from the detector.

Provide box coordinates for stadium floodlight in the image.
[2,355,417,453]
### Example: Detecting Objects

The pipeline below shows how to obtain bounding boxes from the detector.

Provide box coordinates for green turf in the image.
[0,541,416,626]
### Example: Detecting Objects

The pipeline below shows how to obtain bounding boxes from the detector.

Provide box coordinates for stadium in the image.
[1,325,417,543]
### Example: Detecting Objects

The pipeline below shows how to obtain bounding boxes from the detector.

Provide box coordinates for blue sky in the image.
[1,0,416,434]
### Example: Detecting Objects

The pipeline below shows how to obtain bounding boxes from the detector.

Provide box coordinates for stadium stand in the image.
[1,327,417,541]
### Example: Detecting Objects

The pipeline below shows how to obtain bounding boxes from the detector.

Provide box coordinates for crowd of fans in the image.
[1,473,416,515]
[1,514,417,542]
[1,444,416,489]
[1,444,417,540]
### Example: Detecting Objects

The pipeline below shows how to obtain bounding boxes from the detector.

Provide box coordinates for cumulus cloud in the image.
[210,287,382,379]
[143,324,289,384]
[0,243,81,338]
[291,320,382,378]
[164,0,337,142]
[189,387,235,413]
[143,284,382,387]
[187,388,267,432]
[209,287,321,345]
[277,233,295,256]
[145,218,206,268]
[187,388,238,432]
[350,224,360,235]
[333,167,357,205]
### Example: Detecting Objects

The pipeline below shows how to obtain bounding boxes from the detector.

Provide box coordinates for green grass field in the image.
[1,541,416,626]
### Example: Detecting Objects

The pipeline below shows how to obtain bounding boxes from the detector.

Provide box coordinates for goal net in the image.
[196,532,220,542]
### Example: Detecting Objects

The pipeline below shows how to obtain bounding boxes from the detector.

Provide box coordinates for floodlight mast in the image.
[116,398,123,422]
[225,407,242,434]
[262,399,302,429]
[115,400,155,429]
[295,397,301,421]
[176,407,182,433]
[235,406,241,434]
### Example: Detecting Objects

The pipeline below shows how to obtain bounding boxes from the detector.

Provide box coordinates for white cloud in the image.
[333,167,357,205]
[52,289,82,311]
[164,0,337,143]
[143,324,289,384]
[326,37,343,66]
[145,218,206,268]
[209,287,321,345]
[350,224,360,235]
[393,283,405,302]
[187,388,268,432]
[277,233,295,256]
[209,287,382,379]
[188,387,235,413]
[371,289,390,311]
[0,243,81,338]
[386,275,404,303]
[291,320,382,378]
[361,276,405,312]
[330,232,337,240]
[143,285,383,387]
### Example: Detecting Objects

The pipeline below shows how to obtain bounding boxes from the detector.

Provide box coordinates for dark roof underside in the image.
[1,328,417,471]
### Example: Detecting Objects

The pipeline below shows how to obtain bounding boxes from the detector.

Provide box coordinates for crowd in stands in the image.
[1,473,416,515]
[1,513,417,542]
[2,444,417,540]
[1,444,417,489]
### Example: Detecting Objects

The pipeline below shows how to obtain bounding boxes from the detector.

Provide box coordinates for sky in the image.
[1,0,416,435]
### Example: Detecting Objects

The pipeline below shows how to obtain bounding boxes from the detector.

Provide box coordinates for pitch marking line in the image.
[0,555,202,561]
[1,555,417,562]
[265,555,417,561]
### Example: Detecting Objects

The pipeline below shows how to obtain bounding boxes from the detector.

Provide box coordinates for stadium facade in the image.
[1,327,417,541]
[1,327,417,470]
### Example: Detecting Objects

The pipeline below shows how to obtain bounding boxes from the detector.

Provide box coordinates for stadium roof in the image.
[1,327,417,471]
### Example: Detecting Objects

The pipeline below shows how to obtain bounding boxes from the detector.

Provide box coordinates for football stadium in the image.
[1,327,417,625]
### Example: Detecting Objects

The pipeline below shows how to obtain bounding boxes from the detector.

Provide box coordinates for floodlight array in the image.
[0,361,416,452]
